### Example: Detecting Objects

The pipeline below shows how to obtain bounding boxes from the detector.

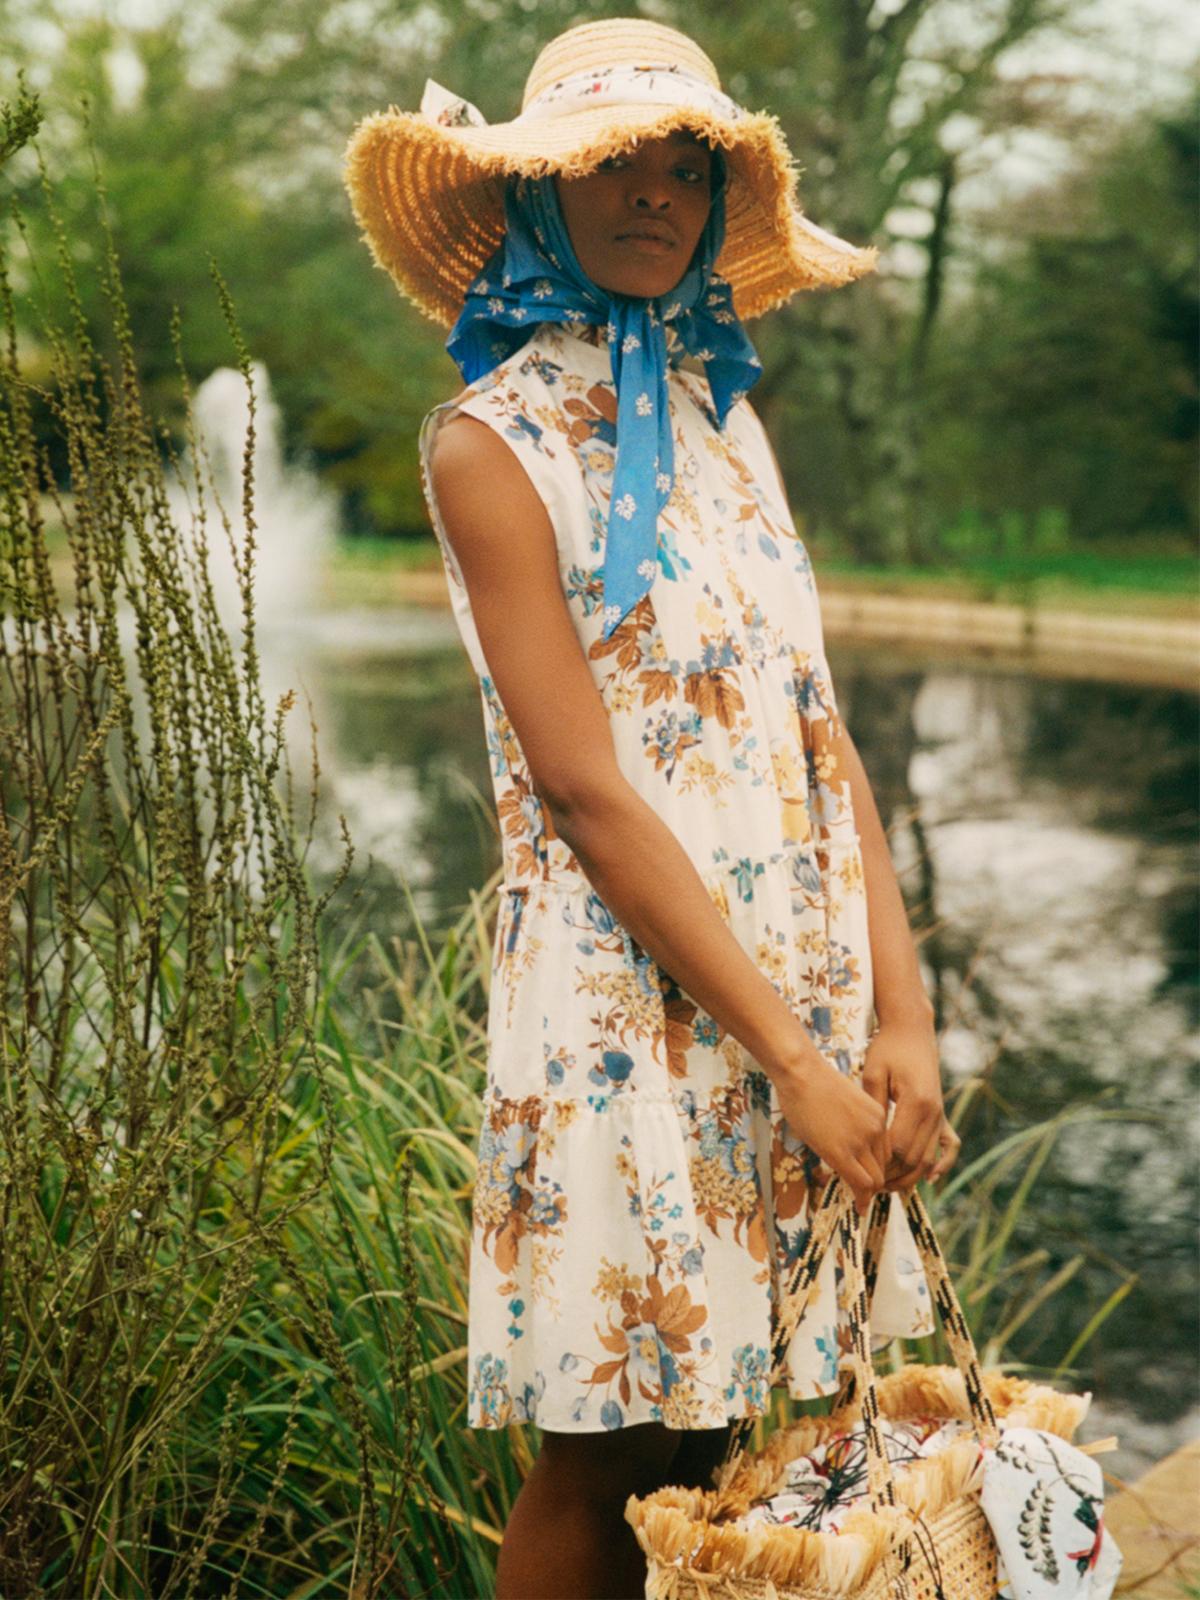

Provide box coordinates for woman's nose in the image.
[629,174,671,210]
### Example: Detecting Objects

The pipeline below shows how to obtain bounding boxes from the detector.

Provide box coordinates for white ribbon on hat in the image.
[516,62,745,125]
[420,79,488,128]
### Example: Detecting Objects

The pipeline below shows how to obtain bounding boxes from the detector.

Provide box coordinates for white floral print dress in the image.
[418,319,936,1434]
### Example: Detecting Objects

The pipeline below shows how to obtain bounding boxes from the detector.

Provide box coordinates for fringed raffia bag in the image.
[626,1176,1106,1599]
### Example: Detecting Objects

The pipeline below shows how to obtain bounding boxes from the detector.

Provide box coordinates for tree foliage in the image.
[3,0,1196,554]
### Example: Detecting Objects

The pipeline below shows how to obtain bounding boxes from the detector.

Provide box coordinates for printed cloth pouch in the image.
[737,1415,1123,1599]
[982,1424,1122,1600]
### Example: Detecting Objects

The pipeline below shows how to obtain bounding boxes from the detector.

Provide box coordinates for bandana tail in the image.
[599,307,671,640]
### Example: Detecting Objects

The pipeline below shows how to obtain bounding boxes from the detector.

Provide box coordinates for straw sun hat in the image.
[342,17,879,328]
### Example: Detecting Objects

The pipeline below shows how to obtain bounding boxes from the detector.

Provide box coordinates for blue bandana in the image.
[445,151,763,639]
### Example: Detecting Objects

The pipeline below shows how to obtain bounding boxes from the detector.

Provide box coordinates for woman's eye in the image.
[596,157,705,182]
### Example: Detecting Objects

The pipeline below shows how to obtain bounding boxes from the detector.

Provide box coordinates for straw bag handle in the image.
[719,1176,1001,1514]
[830,1187,896,1413]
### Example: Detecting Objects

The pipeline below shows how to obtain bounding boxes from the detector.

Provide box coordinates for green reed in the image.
[0,82,409,1596]
[0,76,1138,1600]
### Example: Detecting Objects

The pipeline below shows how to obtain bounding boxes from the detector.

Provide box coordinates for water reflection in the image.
[304,613,1198,1477]
[831,648,1199,1474]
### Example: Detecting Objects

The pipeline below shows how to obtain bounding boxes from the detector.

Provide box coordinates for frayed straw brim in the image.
[342,100,879,328]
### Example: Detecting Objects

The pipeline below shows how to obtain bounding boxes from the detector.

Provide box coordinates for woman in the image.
[345,20,960,1597]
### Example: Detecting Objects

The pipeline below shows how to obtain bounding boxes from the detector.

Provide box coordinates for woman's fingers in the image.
[925,1116,961,1182]
[883,1113,960,1195]
[831,1152,885,1215]
[888,1095,942,1184]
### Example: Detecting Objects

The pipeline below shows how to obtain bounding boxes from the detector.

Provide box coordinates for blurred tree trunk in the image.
[699,0,1075,560]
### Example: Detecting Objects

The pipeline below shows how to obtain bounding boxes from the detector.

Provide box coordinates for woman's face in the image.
[554,130,714,299]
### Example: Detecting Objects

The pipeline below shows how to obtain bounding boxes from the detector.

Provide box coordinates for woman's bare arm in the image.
[838,729,953,1188]
[756,417,959,1191]
[429,411,891,1210]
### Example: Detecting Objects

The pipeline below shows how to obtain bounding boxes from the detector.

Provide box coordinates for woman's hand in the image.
[772,1055,891,1217]
[860,1020,958,1195]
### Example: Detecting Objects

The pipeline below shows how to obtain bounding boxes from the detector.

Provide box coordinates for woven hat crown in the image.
[521,20,722,110]
[343,14,882,328]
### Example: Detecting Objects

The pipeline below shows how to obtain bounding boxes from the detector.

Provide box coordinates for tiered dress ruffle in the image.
[418,319,936,1432]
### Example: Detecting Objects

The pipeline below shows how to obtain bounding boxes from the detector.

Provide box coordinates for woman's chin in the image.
[589,263,688,301]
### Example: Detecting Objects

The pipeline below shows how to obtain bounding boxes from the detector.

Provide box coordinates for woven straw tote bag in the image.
[626,1175,1099,1599]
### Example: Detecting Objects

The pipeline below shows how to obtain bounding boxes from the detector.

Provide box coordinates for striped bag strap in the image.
[831,1187,896,1412]
[719,1178,1001,1494]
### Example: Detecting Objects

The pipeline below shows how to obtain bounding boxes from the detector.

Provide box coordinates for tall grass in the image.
[0,79,1136,1600]
[0,82,411,1596]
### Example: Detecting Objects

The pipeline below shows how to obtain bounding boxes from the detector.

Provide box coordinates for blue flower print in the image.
[642,706,703,781]
[814,1325,841,1384]
[729,855,765,902]
[627,1322,684,1398]
[499,1120,534,1178]
[600,1399,624,1430]
[724,1342,770,1413]
[684,635,739,677]
[582,891,619,939]
[512,1369,546,1422]
[827,942,861,997]
[565,560,605,616]
[470,1353,513,1426]
[692,1015,720,1049]
[485,726,507,779]
[530,1180,565,1229]
[807,1005,832,1042]
[588,1050,634,1092]
[504,413,543,449]
[788,851,823,895]
[655,523,692,584]
[746,1069,773,1117]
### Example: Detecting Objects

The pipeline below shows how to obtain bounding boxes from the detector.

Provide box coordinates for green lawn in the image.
[331,535,1199,617]
[812,549,1198,604]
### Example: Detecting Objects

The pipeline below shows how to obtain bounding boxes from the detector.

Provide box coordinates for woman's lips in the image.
[614,232,678,255]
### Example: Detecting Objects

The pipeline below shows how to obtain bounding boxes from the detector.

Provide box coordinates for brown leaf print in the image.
[598,1325,627,1355]
[647,1278,708,1349]
[685,668,745,729]
[588,383,618,423]
[637,666,677,707]
[563,383,619,446]
[662,993,699,1079]
[587,594,657,673]
[493,1211,525,1276]
[746,1208,769,1265]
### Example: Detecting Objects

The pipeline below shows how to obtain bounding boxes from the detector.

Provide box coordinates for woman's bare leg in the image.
[493,1419,684,1600]
[667,1419,734,1491]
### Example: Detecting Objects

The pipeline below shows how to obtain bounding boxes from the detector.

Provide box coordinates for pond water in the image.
[292,606,1198,1482]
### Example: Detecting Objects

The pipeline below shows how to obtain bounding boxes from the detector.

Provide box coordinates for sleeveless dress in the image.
[418,318,936,1434]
